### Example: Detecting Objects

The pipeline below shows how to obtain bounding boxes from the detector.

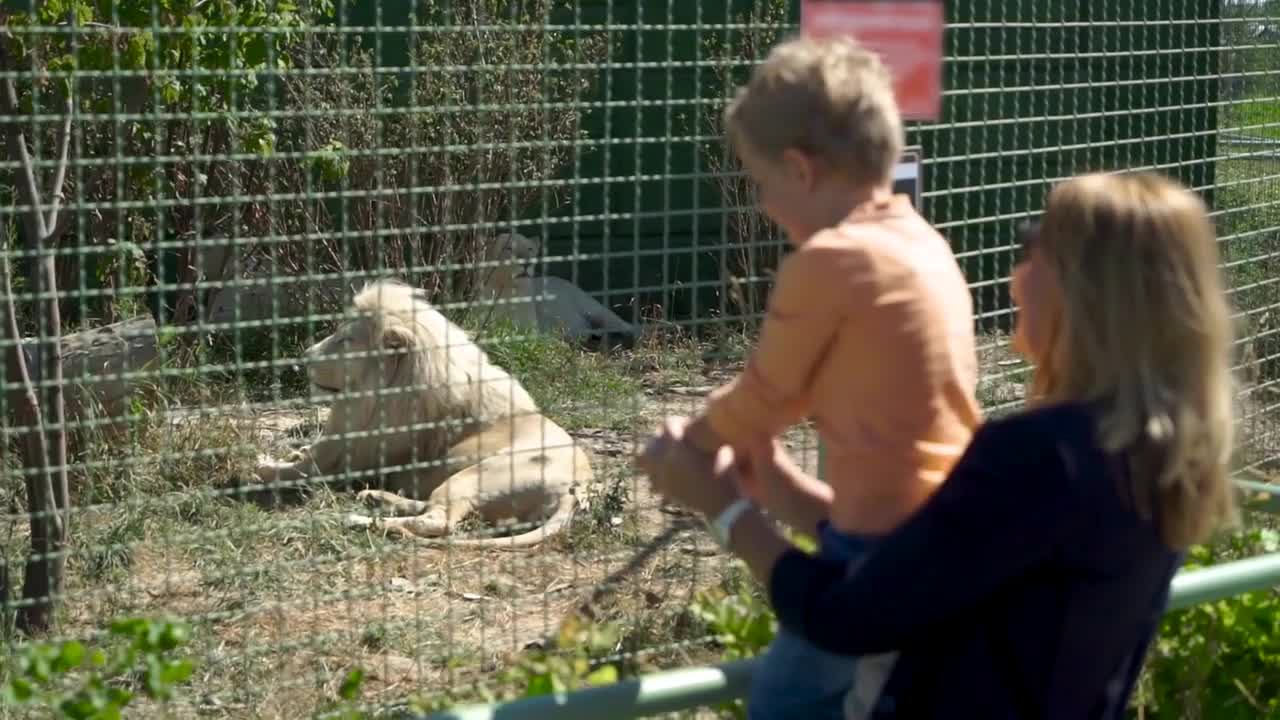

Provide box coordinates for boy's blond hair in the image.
[724,34,904,187]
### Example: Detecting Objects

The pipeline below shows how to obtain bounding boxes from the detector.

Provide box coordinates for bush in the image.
[0,615,374,720]
[1,0,324,328]
[0,617,195,718]
[249,0,609,310]
[1,0,608,328]
[1131,525,1280,720]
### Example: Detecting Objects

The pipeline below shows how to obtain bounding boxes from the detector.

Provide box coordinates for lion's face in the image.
[303,315,413,395]
[483,233,541,292]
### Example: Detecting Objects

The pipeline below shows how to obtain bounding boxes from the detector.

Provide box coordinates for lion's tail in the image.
[414,493,576,550]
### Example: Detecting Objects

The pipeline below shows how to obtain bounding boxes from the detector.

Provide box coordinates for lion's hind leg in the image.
[343,489,478,535]
[355,489,429,517]
[378,509,452,539]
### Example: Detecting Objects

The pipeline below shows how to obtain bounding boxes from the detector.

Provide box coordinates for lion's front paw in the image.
[254,460,288,482]
[354,488,426,517]
[343,512,376,530]
[254,455,313,486]
[253,461,277,483]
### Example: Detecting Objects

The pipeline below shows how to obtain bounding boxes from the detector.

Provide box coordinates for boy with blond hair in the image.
[662,35,983,719]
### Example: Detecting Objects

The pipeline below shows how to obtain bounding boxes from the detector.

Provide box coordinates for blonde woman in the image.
[639,171,1238,719]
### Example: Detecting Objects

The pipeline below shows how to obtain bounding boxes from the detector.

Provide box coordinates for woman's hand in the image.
[636,416,741,518]
[735,437,834,534]
[733,436,790,507]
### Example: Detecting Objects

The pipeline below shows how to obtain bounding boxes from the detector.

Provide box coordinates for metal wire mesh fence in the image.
[0,0,1277,717]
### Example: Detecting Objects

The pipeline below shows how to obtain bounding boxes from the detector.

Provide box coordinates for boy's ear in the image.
[781,148,818,191]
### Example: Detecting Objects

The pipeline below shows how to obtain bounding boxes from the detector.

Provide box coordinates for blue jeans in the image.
[747,524,881,720]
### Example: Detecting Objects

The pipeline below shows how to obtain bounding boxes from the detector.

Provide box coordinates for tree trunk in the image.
[12,229,69,635]
[2,10,73,634]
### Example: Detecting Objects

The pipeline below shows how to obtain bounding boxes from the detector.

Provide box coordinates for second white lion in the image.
[479,232,637,347]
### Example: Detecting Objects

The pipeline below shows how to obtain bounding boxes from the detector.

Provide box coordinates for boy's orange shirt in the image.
[702,195,982,534]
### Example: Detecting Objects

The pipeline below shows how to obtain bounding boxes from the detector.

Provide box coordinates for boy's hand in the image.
[682,414,726,455]
[635,416,740,518]
[736,437,834,533]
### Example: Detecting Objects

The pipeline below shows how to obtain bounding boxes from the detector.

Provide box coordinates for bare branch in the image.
[0,53,52,485]
[45,91,73,232]
[2,75,50,244]
[0,240,46,466]
[46,204,72,243]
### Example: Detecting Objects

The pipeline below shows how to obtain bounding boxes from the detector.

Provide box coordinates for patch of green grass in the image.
[203,321,316,402]
[70,385,259,510]
[356,619,434,658]
[457,315,647,432]
[1214,158,1280,387]
[558,465,644,552]
[1223,98,1280,138]
[1217,158,1280,266]
[76,511,146,582]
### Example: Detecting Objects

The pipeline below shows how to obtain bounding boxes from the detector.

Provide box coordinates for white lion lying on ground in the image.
[252,279,593,549]
[478,232,637,348]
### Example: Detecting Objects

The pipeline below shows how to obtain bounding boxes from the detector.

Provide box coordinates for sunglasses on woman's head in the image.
[1016,220,1041,263]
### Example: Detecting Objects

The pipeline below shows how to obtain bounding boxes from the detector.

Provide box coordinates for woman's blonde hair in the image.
[1030,171,1237,549]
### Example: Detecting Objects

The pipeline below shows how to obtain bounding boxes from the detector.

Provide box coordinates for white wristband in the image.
[708,498,755,550]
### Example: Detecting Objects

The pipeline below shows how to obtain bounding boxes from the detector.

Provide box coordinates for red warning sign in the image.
[800,1,945,121]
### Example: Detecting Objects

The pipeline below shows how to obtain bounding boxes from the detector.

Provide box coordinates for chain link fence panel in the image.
[0,0,1276,717]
